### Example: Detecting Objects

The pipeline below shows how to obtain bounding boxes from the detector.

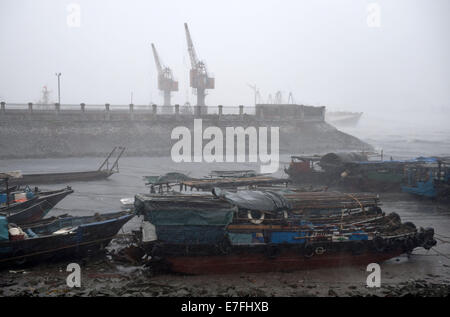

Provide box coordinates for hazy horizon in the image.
[1,0,449,116]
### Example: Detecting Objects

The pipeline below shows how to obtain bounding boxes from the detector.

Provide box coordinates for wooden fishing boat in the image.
[143,218,435,275]
[0,187,74,224]
[284,154,443,192]
[402,157,450,200]
[0,211,134,268]
[6,201,50,225]
[7,147,125,186]
[134,188,436,274]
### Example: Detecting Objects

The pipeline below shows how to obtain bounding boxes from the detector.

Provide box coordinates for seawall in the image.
[0,104,372,159]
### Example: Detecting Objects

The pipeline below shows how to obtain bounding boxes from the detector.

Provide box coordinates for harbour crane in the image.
[274,91,283,104]
[151,43,178,107]
[287,92,295,104]
[184,23,215,113]
[247,84,262,106]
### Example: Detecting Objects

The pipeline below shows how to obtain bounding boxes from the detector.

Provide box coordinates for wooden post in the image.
[105,103,110,111]
[152,104,157,115]
[239,105,244,118]
[218,105,223,116]
[28,102,33,113]
[175,104,180,115]
[80,103,85,112]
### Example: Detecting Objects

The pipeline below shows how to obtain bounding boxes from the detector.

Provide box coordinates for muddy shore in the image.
[1,256,449,297]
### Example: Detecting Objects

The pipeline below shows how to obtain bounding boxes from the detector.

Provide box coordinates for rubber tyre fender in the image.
[303,243,315,258]
[247,210,265,225]
[416,232,425,246]
[403,222,416,230]
[403,237,415,252]
[217,236,232,255]
[264,243,281,259]
[351,241,366,256]
[373,236,386,252]
[391,238,403,251]
[12,249,27,266]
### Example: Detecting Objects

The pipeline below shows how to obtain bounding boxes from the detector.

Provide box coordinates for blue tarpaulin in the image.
[348,231,369,240]
[271,231,307,244]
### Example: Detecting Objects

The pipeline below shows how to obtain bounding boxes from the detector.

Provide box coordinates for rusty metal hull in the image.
[165,249,403,275]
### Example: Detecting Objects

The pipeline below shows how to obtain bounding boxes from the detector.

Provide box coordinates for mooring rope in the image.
[435,236,450,244]
[431,247,450,260]
[435,233,450,239]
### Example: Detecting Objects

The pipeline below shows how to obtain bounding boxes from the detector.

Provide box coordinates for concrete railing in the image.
[0,102,255,115]
[0,102,325,122]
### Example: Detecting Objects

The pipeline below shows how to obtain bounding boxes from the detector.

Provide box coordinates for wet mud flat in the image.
[1,255,449,297]
[1,193,450,297]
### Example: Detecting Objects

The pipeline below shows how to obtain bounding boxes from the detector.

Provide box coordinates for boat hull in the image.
[325,112,362,128]
[6,201,49,225]
[0,212,134,268]
[143,232,433,275]
[164,248,403,275]
[8,170,114,186]
[1,188,74,224]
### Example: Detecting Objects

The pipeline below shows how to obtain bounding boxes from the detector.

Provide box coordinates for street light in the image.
[55,73,61,104]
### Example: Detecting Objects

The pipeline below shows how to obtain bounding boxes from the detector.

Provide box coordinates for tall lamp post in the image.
[55,73,61,104]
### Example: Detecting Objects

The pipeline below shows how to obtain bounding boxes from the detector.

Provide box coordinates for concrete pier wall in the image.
[0,103,370,159]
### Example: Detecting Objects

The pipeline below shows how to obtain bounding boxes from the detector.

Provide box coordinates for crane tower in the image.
[151,43,178,107]
[184,23,214,114]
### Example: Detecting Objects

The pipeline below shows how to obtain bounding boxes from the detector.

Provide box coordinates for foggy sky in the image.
[0,0,449,115]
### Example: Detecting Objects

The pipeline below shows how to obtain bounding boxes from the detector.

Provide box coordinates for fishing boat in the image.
[284,153,368,187]
[0,187,74,224]
[284,153,443,192]
[179,176,289,192]
[325,111,363,128]
[133,188,436,274]
[6,201,51,225]
[7,147,125,186]
[143,171,289,193]
[0,211,134,268]
[402,157,450,200]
